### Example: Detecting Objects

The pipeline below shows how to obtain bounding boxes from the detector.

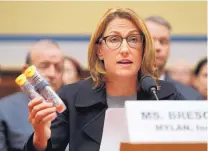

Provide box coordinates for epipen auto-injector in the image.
[24,65,66,113]
[15,74,41,99]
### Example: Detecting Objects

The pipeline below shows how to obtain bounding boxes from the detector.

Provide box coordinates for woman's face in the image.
[195,63,207,98]
[63,59,79,84]
[97,18,143,79]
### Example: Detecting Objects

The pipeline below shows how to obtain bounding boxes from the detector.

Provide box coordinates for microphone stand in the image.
[150,87,159,100]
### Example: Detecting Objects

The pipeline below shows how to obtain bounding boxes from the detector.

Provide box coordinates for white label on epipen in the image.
[22,81,39,99]
[28,90,39,99]
[31,72,43,86]
[41,87,59,106]
[23,81,33,91]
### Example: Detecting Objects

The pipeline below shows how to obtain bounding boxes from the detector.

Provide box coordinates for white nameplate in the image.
[125,101,208,143]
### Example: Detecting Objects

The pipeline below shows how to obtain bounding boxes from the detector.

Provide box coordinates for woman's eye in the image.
[129,37,138,43]
[109,37,120,43]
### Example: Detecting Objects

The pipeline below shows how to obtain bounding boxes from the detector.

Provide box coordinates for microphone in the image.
[140,76,159,100]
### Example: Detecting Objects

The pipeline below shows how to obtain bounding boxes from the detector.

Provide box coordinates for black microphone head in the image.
[140,76,157,94]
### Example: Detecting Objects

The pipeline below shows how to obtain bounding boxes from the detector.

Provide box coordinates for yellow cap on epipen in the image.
[15,74,27,86]
[24,65,36,78]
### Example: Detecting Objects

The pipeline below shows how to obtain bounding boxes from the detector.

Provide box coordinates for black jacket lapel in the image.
[75,79,107,145]
[82,108,106,144]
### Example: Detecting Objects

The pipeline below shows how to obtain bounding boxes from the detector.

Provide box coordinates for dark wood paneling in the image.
[0,70,21,99]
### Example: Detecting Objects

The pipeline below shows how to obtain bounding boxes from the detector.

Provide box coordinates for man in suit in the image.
[0,40,64,151]
[145,16,204,100]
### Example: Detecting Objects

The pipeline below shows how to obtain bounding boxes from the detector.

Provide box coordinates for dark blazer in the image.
[164,74,204,100]
[0,92,33,151]
[23,78,185,151]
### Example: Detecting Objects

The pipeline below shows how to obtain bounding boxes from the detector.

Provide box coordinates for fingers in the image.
[29,104,55,123]
[28,97,56,125]
[33,112,57,127]
[32,107,57,125]
[30,102,54,119]
[28,97,44,112]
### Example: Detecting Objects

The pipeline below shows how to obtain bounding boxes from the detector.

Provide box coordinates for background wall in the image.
[0,1,207,70]
[0,1,206,34]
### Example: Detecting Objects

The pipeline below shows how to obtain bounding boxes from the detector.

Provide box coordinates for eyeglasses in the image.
[97,34,144,50]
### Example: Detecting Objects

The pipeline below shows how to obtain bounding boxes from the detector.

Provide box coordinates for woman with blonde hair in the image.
[24,8,184,151]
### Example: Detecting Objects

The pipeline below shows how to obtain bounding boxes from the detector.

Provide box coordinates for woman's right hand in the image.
[28,97,57,151]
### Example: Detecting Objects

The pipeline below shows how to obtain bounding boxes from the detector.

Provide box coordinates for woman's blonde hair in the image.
[88,8,158,88]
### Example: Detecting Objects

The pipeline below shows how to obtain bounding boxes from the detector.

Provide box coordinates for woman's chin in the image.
[115,71,137,78]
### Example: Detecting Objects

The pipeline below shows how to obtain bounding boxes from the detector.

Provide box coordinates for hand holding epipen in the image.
[15,74,41,99]
[23,65,66,113]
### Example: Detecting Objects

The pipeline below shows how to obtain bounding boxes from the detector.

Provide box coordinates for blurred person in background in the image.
[192,57,207,100]
[62,56,84,85]
[0,40,64,151]
[166,59,192,86]
[145,16,204,100]
[0,65,1,85]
